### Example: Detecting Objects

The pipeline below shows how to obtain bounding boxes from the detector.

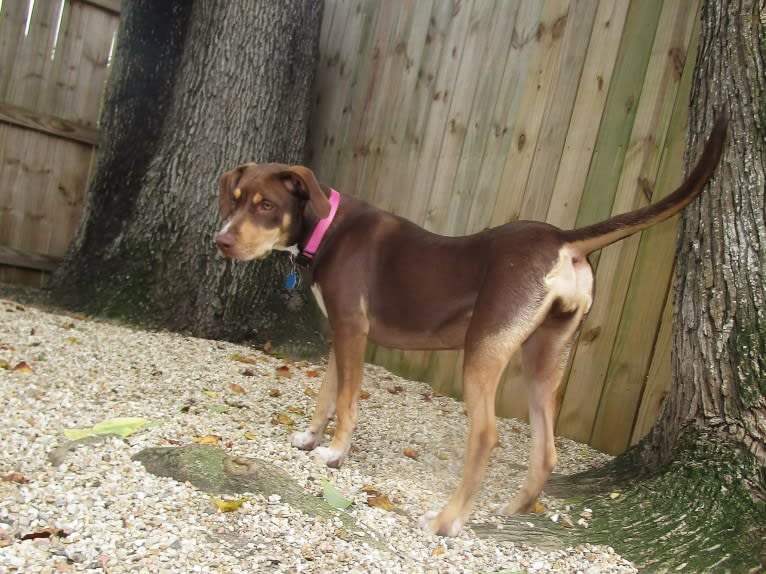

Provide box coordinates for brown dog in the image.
[215,112,727,536]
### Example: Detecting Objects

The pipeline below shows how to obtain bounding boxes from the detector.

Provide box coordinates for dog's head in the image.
[214,163,330,261]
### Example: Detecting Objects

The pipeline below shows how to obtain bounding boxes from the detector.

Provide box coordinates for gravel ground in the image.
[0,295,637,573]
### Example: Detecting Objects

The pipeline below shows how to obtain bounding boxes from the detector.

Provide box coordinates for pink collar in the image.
[298,188,340,266]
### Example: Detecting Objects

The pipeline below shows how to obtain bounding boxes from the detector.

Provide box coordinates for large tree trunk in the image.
[640,0,766,488]
[51,0,326,356]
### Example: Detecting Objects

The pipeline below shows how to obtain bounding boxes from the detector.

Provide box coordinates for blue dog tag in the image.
[285,271,299,290]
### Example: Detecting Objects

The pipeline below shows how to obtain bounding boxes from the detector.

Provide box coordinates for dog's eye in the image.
[259,200,275,211]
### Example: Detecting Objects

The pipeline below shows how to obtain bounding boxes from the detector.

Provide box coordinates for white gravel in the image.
[0,295,636,573]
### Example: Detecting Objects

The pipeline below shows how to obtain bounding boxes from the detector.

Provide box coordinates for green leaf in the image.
[64,417,159,440]
[321,479,353,509]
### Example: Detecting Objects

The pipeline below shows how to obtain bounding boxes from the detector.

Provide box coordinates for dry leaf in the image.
[532,500,546,514]
[421,393,433,402]
[3,472,28,484]
[304,387,318,398]
[324,426,335,436]
[268,389,282,398]
[609,492,621,500]
[560,515,575,528]
[306,369,321,378]
[403,448,419,460]
[231,353,256,364]
[12,361,33,374]
[367,494,396,511]
[229,383,246,394]
[164,437,183,446]
[212,496,249,512]
[202,389,219,399]
[65,336,82,345]
[0,359,9,370]
[243,431,258,440]
[241,369,255,377]
[359,390,371,400]
[193,435,221,446]
[432,545,446,557]
[276,365,291,377]
[286,405,305,415]
[273,412,295,426]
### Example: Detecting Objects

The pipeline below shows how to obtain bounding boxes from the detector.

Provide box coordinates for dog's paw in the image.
[312,446,346,469]
[417,510,464,537]
[290,430,320,451]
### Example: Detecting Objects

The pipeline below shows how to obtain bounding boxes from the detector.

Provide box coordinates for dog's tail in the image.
[562,110,728,256]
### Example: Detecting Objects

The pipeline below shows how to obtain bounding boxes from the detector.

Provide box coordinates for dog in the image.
[215,112,727,536]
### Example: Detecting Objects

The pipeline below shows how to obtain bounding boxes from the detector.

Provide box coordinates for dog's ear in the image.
[280,165,331,218]
[218,163,253,218]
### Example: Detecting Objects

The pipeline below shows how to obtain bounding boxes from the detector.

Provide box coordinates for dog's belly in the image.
[367,307,472,350]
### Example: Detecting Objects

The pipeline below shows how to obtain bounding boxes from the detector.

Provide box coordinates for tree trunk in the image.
[640,0,766,489]
[51,0,326,356]
[575,1,766,569]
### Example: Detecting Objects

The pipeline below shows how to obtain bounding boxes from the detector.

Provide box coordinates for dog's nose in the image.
[215,232,235,252]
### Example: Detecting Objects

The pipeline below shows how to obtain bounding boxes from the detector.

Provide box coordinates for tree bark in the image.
[639,0,766,487]
[51,0,326,356]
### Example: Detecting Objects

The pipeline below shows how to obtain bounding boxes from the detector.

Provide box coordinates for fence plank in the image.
[545,0,629,229]
[631,289,673,445]
[0,102,100,145]
[590,12,699,453]
[517,0,598,222]
[557,0,698,447]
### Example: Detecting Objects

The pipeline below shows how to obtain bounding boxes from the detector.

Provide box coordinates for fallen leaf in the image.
[387,385,404,394]
[212,496,249,512]
[20,528,68,541]
[0,359,10,369]
[361,485,382,496]
[244,431,258,440]
[532,500,546,514]
[193,434,221,446]
[231,353,256,365]
[2,472,28,484]
[229,383,246,394]
[241,369,255,377]
[268,389,282,398]
[324,426,335,436]
[286,405,305,415]
[12,361,33,374]
[432,545,446,557]
[273,412,295,426]
[202,389,219,399]
[359,390,371,400]
[421,393,433,402]
[164,437,183,446]
[560,515,575,528]
[65,336,82,345]
[306,369,321,378]
[64,417,159,440]
[3,472,29,484]
[609,492,621,500]
[403,447,419,460]
[304,387,318,398]
[321,479,353,509]
[367,494,396,511]
[276,365,291,377]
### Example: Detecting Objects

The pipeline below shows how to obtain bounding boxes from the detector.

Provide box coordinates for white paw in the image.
[290,430,319,451]
[312,446,346,468]
[417,510,464,537]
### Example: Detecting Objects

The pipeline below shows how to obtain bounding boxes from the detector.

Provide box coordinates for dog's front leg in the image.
[291,350,338,451]
[312,320,368,468]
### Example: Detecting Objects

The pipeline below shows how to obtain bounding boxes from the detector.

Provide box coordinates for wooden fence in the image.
[0,0,119,286]
[308,0,702,454]
[0,0,702,454]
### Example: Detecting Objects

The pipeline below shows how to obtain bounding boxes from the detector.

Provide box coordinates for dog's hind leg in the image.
[418,334,517,536]
[499,306,586,516]
[291,350,338,451]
